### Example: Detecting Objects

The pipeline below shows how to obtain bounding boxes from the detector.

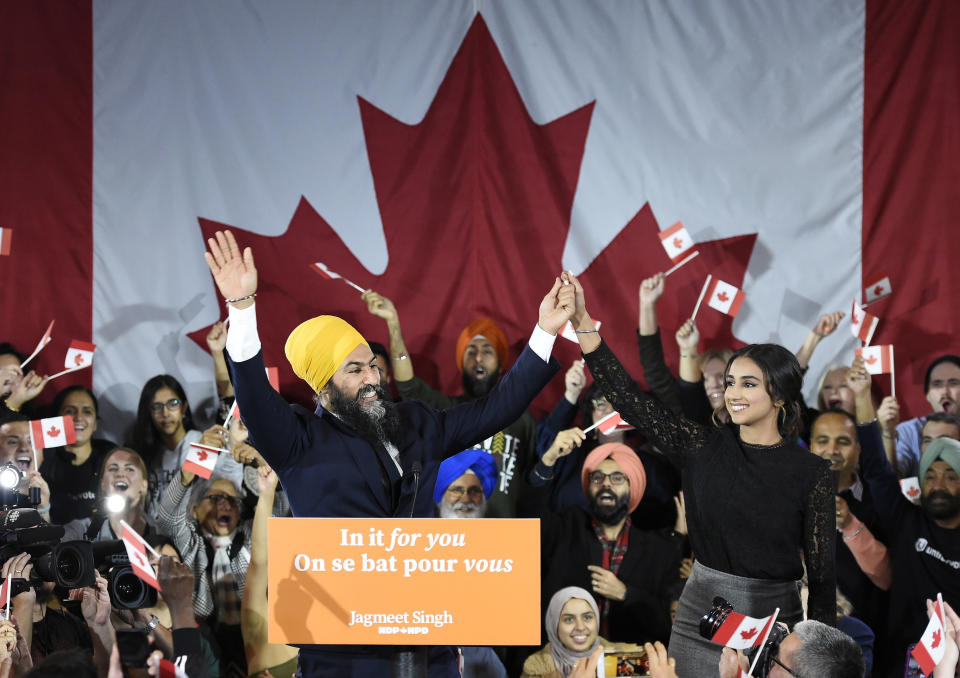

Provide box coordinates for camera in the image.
[92,540,158,610]
[699,596,789,678]
[0,507,97,589]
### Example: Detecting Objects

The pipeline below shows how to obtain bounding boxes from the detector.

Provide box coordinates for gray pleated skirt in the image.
[668,561,803,678]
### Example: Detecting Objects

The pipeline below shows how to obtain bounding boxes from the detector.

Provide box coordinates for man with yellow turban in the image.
[204,230,573,678]
[362,290,539,519]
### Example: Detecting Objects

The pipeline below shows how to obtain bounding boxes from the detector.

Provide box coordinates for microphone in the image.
[408,461,422,518]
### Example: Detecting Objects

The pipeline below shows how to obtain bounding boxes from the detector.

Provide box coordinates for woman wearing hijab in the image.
[522,586,640,677]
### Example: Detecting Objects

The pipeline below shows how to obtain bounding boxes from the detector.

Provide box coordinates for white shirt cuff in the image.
[225,302,262,362]
[528,324,556,363]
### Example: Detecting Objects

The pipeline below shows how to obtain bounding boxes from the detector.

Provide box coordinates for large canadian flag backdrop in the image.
[0,1,957,440]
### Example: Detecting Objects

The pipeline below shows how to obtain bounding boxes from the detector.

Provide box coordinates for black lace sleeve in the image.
[803,461,838,626]
[583,340,709,467]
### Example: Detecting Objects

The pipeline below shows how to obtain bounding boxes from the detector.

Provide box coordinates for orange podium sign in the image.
[267,518,540,645]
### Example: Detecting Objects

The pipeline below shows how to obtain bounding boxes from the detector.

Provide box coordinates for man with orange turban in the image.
[539,442,683,649]
[363,291,538,519]
[205,230,572,678]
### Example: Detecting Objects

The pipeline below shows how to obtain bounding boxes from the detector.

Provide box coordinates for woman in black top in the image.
[565,272,835,677]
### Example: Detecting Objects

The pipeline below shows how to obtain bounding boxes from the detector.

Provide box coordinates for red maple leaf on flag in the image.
[47,425,60,437]
[672,237,683,249]
[932,629,941,648]
[874,285,884,296]
[740,627,758,640]
[865,355,878,365]
[195,450,208,462]
[188,16,755,414]
[74,353,84,366]
[907,486,920,497]
[717,291,729,303]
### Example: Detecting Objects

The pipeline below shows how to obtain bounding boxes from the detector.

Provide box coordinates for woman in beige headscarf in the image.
[522,586,640,678]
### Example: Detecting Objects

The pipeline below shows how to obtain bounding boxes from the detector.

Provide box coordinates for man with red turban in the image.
[363,291,539,519]
[539,442,683,648]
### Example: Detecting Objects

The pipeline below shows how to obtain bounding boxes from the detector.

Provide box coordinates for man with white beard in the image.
[433,448,498,519]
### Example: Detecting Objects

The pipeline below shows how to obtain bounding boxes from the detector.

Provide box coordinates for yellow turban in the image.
[284,316,368,392]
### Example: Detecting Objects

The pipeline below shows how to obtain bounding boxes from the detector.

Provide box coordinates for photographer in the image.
[718,621,864,678]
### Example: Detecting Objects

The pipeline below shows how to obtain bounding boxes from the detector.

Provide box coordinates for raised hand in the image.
[877,396,899,433]
[542,428,586,466]
[564,360,586,403]
[846,356,871,396]
[538,275,576,335]
[5,370,49,411]
[206,321,228,352]
[362,290,399,323]
[80,570,112,627]
[205,230,257,304]
[813,311,845,337]
[675,318,700,353]
[200,424,228,449]
[257,463,278,494]
[639,273,666,306]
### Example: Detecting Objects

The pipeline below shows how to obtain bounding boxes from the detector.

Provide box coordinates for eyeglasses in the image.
[591,399,612,410]
[149,398,183,414]
[768,650,797,676]
[446,486,485,501]
[205,494,240,508]
[588,471,627,486]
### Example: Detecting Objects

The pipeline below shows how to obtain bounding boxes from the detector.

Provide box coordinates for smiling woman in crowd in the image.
[41,385,116,524]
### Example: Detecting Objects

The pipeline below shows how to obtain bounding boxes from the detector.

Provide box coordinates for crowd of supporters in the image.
[0,265,956,678]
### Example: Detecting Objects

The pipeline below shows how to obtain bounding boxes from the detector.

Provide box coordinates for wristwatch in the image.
[144,615,161,632]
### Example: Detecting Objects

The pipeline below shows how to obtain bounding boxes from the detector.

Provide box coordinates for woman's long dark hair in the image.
[723,344,804,440]
[130,375,195,465]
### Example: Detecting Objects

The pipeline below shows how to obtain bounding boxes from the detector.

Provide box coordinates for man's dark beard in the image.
[326,382,403,448]
[589,489,630,525]
[922,490,960,521]
[462,370,500,399]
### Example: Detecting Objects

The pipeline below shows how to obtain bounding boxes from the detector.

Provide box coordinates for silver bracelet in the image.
[574,329,599,334]
[225,293,257,304]
[841,526,863,541]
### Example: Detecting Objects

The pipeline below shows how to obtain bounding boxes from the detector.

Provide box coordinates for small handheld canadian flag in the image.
[310,262,365,293]
[911,595,945,677]
[65,340,96,369]
[864,272,892,304]
[850,299,878,345]
[705,278,746,318]
[658,221,695,263]
[0,227,11,256]
[29,416,76,450]
[711,608,777,651]
[582,410,633,435]
[19,319,55,369]
[184,443,222,479]
[900,477,922,505]
[120,520,161,591]
[856,345,894,375]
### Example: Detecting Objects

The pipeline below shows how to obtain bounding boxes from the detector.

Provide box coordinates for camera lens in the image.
[108,566,157,609]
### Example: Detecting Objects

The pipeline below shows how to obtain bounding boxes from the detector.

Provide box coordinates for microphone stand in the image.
[393,461,426,678]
